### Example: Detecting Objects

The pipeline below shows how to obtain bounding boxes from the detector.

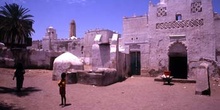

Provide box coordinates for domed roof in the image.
[0,42,5,48]
[54,52,82,65]
[48,26,54,29]
[53,52,83,80]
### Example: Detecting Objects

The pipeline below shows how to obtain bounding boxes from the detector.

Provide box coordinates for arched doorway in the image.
[168,41,187,79]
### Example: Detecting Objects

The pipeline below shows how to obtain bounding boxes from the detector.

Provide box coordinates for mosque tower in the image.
[44,26,57,39]
[69,20,76,38]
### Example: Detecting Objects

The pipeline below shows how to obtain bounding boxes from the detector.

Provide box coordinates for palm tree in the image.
[0,3,34,48]
[0,3,34,64]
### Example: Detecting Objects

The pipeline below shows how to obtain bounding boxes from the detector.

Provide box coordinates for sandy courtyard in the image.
[0,68,220,110]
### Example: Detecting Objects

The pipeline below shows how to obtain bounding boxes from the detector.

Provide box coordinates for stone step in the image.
[154,77,196,83]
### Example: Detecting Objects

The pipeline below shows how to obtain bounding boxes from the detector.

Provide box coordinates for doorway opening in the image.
[169,55,187,79]
[168,42,188,79]
[50,57,56,70]
[129,51,141,76]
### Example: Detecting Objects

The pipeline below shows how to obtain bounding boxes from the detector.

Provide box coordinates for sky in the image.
[0,0,220,40]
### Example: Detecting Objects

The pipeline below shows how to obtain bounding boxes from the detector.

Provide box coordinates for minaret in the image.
[44,26,57,40]
[69,20,76,38]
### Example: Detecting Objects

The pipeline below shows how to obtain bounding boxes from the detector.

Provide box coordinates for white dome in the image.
[48,26,53,29]
[54,52,82,65]
[52,52,83,80]
[0,42,5,48]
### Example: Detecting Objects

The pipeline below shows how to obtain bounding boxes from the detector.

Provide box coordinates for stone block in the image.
[77,69,118,86]
[66,72,77,84]
[195,62,211,95]
[77,71,103,86]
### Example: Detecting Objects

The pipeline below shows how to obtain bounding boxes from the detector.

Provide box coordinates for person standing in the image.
[13,63,25,92]
[58,73,66,106]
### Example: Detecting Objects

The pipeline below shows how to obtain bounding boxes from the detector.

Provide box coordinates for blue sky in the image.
[0,0,220,40]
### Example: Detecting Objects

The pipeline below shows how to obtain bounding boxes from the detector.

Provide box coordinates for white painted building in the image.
[122,0,220,79]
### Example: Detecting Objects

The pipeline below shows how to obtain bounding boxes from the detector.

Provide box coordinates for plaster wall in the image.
[0,49,61,69]
[123,16,148,43]
[147,0,215,71]
[214,18,220,62]
[83,29,115,64]
[92,44,110,70]
[42,39,51,51]
[123,0,218,77]
[214,15,220,50]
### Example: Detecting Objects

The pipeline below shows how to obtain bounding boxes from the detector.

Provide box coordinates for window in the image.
[191,1,202,13]
[157,7,167,17]
[176,14,182,21]
[81,46,84,51]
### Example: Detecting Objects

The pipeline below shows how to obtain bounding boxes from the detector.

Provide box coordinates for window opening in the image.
[176,14,182,21]
[157,7,167,17]
[191,1,202,13]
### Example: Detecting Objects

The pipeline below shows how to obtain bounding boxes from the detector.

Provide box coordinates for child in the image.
[58,73,66,106]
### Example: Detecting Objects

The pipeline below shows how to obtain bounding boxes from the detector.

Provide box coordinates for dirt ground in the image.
[0,68,220,110]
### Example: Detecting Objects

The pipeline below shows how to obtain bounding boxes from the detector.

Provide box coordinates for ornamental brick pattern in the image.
[191,1,202,13]
[156,19,204,29]
[157,7,167,17]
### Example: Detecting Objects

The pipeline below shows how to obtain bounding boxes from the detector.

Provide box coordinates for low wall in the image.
[66,69,118,86]
[0,49,61,69]
[116,52,130,78]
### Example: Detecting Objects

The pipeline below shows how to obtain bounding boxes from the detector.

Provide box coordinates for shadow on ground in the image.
[0,86,41,97]
[163,83,175,86]
[62,103,72,108]
[0,102,24,110]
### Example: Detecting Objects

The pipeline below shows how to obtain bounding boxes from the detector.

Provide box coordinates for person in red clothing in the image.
[58,73,66,106]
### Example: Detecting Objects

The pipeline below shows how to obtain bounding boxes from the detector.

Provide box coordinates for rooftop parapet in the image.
[123,14,148,19]
[85,28,115,33]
